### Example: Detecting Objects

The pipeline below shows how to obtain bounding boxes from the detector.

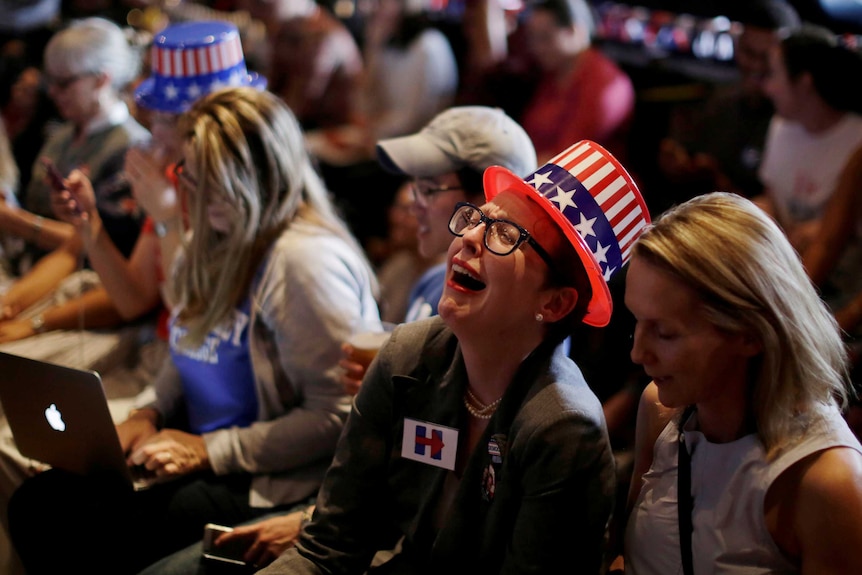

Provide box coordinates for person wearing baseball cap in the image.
[376,105,537,323]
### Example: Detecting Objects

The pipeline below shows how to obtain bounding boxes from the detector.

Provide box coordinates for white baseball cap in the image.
[376,106,537,179]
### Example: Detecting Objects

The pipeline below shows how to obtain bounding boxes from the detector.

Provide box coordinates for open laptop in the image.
[0,350,157,491]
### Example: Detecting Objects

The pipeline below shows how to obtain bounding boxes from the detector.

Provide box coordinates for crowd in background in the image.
[0,0,860,573]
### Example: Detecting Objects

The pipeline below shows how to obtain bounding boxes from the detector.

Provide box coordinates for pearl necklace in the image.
[463,387,503,420]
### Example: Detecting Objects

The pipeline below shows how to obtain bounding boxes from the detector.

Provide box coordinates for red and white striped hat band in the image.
[134,21,266,114]
[484,140,650,327]
[152,32,244,78]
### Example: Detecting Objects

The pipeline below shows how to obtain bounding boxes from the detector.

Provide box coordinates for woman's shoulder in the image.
[771,410,862,474]
[371,317,451,372]
[798,444,862,491]
[381,317,452,360]
[43,122,75,147]
[511,357,616,473]
[796,446,862,517]
[254,224,375,313]
[268,222,364,270]
[518,352,607,430]
[99,115,151,149]
[767,439,862,570]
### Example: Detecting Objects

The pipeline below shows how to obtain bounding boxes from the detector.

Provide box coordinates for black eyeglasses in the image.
[448,202,557,272]
[411,180,463,207]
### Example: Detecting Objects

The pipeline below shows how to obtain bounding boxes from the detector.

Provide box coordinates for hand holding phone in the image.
[41,158,67,192]
[42,158,85,218]
[202,523,251,566]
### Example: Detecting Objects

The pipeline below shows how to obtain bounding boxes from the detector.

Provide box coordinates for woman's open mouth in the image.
[451,263,486,291]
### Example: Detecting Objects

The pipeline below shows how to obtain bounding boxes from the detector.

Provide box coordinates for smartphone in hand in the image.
[202,523,250,566]
[40,158,67,192]
[41,158,84,215]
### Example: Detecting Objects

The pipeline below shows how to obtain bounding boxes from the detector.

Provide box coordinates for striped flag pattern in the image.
[153,32,244,78]
[526,141,650,281]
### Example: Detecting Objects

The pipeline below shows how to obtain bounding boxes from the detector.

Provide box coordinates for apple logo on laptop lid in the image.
[45,403,66,432]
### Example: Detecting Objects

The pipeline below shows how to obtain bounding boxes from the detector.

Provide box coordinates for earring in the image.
[535,313,544,322]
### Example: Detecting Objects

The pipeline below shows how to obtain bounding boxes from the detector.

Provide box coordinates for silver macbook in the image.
[0,351,157,490]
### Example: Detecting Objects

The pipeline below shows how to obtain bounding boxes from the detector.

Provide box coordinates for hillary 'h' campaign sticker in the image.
[401,418,458,471]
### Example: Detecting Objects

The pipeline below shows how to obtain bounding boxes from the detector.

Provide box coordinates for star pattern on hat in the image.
[165,83,179,101]
[574,213,597,239]
[550,186,577,212]
[533,162,625,284]
[510,140,650,326]
[526,170,553,189]
[187,83,202,100]
[209,79,226,93]
[593,240,609,264]
[229,70,244,86]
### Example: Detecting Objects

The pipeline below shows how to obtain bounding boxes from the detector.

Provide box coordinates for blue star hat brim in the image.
[134,72,267,115]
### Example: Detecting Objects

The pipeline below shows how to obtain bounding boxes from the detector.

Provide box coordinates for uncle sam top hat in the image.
[484,140,650,327]
[135,21,267,114]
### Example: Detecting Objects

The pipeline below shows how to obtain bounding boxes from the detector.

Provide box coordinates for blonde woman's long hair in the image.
[172,87,373,346]
[632,192,849,454]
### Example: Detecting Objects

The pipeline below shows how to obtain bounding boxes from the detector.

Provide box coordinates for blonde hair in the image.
[632,192,849,453]
[173,87,374,345]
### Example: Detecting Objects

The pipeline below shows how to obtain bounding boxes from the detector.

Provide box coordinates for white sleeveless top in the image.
[625,408,862,574]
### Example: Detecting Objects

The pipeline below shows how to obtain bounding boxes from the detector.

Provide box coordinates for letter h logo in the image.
[414,425,444,460]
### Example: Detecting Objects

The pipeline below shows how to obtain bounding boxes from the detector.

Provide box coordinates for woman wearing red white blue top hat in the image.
[256,140,651,575]
[51,20,268,327]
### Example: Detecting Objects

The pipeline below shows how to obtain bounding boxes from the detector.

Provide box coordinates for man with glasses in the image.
[375,105,537,323]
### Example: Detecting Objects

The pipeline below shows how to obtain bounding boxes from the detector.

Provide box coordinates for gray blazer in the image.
[261,316,616,575]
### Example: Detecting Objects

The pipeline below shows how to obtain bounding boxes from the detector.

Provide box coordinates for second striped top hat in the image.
[484,140,650,327]
[135,21,267,114]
